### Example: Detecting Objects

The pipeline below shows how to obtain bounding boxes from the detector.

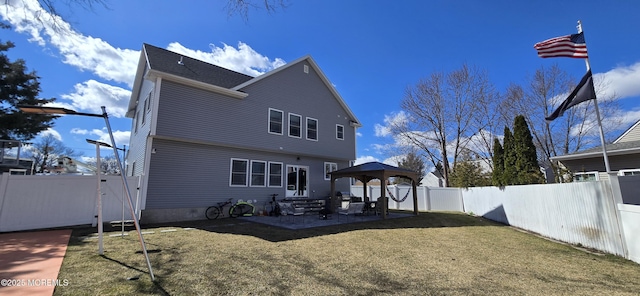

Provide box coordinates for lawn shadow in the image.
[141,211,506,243]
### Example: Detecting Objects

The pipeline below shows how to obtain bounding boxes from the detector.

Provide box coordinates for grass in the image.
[54,212,640,295]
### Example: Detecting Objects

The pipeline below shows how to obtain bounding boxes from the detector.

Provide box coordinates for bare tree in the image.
[2,0,108,31]
[86,154,121,175]
[390,64,501,187]
[225,0,288,20]
[500,64,622,180]
[24,134,79,173]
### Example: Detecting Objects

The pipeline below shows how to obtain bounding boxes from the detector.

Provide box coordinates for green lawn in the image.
[54,212,640,295]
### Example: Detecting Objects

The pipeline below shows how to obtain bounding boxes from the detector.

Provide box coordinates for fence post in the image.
[607,174,629,258]
[0,173,10,232]
[425,186,431,211]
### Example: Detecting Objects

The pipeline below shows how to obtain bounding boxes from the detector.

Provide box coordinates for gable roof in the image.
[613,119,640,143]
[127,45,361,126]
[143,44,254,88]
[232,55,361,127]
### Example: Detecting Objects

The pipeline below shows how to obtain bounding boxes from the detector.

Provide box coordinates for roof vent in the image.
[303,64,309,74]
[177,56,184,65]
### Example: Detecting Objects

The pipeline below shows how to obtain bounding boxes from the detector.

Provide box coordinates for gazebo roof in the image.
[330,161,419,183]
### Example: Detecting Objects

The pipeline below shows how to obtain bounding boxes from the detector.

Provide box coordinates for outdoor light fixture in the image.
[18,105,155,281]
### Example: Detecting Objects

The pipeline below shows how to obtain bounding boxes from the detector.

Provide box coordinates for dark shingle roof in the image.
[143,43,254,88]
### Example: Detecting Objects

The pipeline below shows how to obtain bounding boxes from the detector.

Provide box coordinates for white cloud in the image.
[354,155,379,165]
[58,80,131,118]
[597,62,640,100]
[38,128,62,141]
[1,0,139,87]
[71,128,130,148]
[70,128,89,135]
[167,42,286,77]
[374,111,408,137]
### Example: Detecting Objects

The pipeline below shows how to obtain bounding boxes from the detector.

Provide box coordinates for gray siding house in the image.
[125,44,361,222]
[551,119,640,181]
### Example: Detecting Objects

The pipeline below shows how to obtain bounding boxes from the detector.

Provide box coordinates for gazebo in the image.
[329,162,419,219]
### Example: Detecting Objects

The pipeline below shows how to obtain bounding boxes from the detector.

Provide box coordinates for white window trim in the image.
[229,158,249,187]
[268,108,284,135]
[134,110,140,133]
[324,162,338,181]
[268,161,283,188]
[250,160,267,187]
[306,117,318,141]
[336,124,345,140]
[618,169,640,176]
[289,113,303,139]
[573,171,599,182]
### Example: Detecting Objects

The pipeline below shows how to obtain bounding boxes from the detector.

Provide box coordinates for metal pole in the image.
[577,20,611,173]
[96,142,103,255]
[101,106,155,281]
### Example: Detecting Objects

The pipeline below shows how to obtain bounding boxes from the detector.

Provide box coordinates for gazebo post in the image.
[412,178,419,215]
[362,175,367,202]
[330,177,336,212]
[380,176,387,219]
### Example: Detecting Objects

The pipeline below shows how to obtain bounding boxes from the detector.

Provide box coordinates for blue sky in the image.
[2,0,640,165]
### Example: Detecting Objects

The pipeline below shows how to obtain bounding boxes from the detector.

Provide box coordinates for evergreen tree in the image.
[0,39,57,141]
[491,137,505,186]
[449,151,491,188]
[398,151,426,184]
[512,115,545,184]
[502,126,517,185]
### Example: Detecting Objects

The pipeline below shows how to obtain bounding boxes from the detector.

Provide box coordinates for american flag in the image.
[534,32,588,58]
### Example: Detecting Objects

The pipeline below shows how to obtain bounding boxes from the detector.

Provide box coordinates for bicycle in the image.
[206,198,233,220]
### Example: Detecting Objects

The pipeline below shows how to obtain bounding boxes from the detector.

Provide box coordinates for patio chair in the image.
[277,202,305,223]
[338,202,365,221]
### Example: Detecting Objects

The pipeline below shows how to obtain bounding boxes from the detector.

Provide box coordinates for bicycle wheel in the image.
[205,206,221,220]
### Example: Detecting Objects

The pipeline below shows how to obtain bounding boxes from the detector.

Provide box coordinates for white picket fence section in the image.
[0,173,140,232]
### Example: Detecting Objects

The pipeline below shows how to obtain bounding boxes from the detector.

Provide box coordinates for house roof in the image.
[613,119,640,143]
[143,44,254,88]
[232,55,361,127]
[127,45,361,127]
[551,140,640,161]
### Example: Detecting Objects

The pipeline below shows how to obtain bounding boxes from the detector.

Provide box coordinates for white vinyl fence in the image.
[0,173,140,232]
[352,180,639,264]
[350,185,463,211]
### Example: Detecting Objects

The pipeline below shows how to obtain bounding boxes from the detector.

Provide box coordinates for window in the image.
[230,159,249,186]
[306,117,318,141]
[289,113,302,138]
[573,172,598,182]
[324,162,337,180]
[146,91,152,111]
[141,106,146,125]
[269,109,284,135]
[134,111,140,133]
[336,124,344,140]
[619,169,640,176]
[268,162,283,187]
[250,160,266,187]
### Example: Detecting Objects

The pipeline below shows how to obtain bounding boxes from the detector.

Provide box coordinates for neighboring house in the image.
[420,171,444,187]
[125,44,361,223]
[551,120,640,182]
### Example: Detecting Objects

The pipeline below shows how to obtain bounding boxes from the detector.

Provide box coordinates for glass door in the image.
[286,165,308,197]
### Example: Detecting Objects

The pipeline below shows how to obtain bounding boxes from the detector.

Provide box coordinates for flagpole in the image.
[577,20,611,173]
